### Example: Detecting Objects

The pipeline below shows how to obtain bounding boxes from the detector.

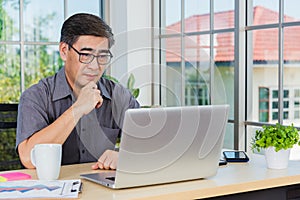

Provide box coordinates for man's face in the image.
[60,35,110,90]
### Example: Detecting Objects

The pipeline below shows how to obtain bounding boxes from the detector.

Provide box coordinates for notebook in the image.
[80,105,229,189]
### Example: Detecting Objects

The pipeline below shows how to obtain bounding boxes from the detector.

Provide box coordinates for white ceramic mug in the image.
[30,144,62,180]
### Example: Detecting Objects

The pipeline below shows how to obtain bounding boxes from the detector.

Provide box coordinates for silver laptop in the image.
[80,105,229,189]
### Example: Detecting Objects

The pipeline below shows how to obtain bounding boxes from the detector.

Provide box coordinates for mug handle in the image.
[30,147,36,167]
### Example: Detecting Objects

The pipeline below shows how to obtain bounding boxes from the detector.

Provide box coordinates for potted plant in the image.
[251,123,300,169]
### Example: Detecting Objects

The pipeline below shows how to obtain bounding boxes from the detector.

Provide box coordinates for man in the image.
[16,13,139,170]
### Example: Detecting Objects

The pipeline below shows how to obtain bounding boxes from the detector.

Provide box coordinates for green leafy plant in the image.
[127,74,140,99]
[103,73,140,99]
[251,123,300,152]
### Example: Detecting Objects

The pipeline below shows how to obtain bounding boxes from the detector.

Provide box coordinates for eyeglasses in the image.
[68,44,113,65]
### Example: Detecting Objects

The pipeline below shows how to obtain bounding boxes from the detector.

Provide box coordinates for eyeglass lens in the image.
[80,53,111,65]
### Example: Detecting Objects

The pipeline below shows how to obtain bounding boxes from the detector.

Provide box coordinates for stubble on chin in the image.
[73,75,100,94]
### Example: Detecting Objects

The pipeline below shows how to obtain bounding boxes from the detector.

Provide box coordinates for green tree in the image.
[24,12,62,89]
[0,1,62,102]
[0,0,62,170]
[0,0,21,103]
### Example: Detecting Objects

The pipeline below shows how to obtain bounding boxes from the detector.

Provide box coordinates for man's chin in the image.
[76,80,98,88]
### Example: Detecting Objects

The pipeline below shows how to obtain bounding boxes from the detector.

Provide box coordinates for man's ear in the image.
[59,42,68,61]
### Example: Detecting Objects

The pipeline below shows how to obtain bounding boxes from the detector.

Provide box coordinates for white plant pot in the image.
[264,147,291,169]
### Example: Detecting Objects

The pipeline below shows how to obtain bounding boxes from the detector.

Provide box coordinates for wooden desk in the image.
[5,154,300,199]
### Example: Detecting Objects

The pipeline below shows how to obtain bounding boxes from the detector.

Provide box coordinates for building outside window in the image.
[259,87,300,123]
[159,0,300,152]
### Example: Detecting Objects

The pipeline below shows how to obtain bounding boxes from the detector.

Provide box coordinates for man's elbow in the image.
[17,143,35,169]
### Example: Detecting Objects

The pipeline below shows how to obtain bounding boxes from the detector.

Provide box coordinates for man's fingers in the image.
[98,152,107,164]
[109,161,117,170]
[92,150,118,170]
[103,158,114,169]
[92,87,102,108]
[91,163,100,170]
[95,95,103,108]
[98,155,112,170]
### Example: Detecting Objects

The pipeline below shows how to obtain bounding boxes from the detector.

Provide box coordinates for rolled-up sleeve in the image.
[16,83,50,148]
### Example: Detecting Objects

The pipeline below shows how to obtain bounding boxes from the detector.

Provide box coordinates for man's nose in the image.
[87,58,99,70]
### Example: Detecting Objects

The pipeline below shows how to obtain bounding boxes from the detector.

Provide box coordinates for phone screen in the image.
[223,151,249,162]
[225,151,247,159]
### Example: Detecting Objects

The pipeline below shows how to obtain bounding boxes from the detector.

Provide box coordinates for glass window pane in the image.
[283,26,300,125]
[0,0,19,41]
[162,37,182,106]
[295,111,300,119]
[184,35,210,106]
[284,90,289,98]
[67,0,100,17]
[272,90,278,98]
[0,45,20,103]
[272,111,278,120]
[248,29,278,123]
[161,0,181,34]
[284,0,300,22]
[24,45,62,89]
[295,89,300,97]
[213,32,234,119]
[214,0,234,29]
[23,0,64,42]
[283,111,289,119]
[272,101,278,109]
[259,87,269,99]
[260,101,269,109]
[259,111,269,122]
[185,0,210,32]
[249,0,279,26]
[223,122,234,149]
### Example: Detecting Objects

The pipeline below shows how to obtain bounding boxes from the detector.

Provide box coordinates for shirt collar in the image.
[52,67,72,101]
[98,78,111,100]
[52,67,111,101]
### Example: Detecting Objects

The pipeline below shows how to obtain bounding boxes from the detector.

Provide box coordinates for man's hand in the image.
[91,150,119,170]
[73,82,103,117]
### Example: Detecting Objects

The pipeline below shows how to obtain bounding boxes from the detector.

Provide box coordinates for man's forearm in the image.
[18,105,83,168]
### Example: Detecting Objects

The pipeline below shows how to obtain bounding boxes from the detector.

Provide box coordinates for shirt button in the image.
[82,128,86,132]
[82,149,85,154]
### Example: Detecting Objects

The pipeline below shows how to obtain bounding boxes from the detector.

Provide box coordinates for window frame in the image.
[158,0,300,150]
[0,0,104,96]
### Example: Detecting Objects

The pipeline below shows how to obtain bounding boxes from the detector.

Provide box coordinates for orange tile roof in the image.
[166,6,300,62]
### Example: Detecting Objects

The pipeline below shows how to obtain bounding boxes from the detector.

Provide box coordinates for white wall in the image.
[108,0,153,106]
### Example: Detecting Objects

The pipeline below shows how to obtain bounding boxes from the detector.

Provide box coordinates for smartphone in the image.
[223,151,249,162]
[219,159,227,166]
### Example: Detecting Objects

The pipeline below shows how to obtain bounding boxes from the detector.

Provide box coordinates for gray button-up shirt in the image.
[16,67,140,165]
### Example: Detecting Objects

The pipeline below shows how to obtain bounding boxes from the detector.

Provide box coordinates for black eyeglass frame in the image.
[68,44,113,65]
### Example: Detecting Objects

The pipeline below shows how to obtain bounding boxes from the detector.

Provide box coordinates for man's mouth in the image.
[84,74,98,79]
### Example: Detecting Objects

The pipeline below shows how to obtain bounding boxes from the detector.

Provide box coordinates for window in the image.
[247,0,300,133]
[158,0,300,150]
[0,0,103,103]
[159,0,235,149]
[259,87,300,122]
[259,87,269,122]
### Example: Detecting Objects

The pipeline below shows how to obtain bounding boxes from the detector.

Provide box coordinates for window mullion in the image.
[20,0,25,93]
[278,0,284,124]
[181,0,185,106]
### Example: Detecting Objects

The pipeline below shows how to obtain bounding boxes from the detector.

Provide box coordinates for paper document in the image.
[0,179,81,199]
